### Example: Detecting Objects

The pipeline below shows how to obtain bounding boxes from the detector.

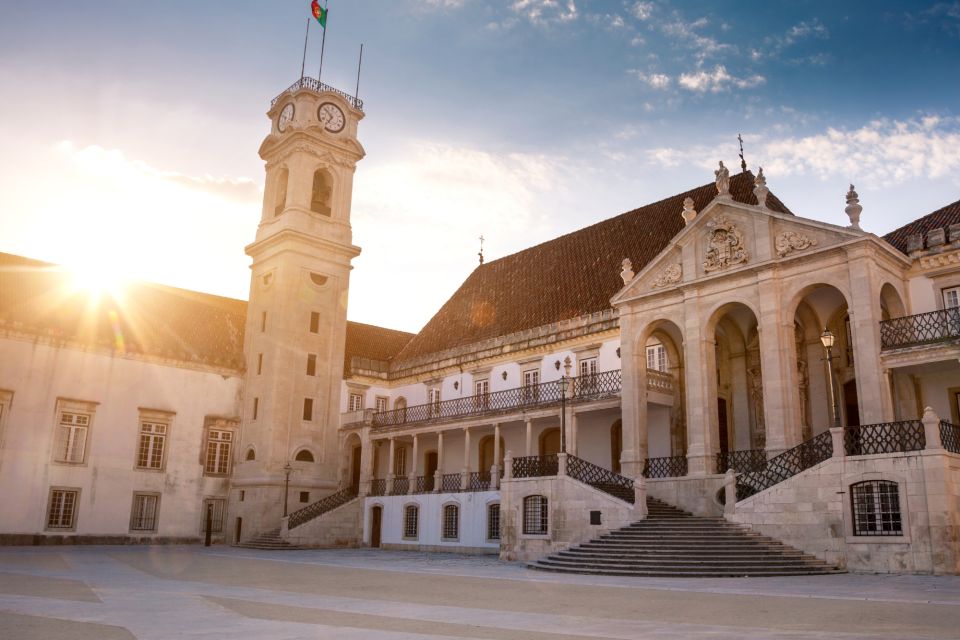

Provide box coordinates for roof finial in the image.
[682,196,697,225]
[845,185,862,230]
[478,235,485,265]
[620,258,635,285]
[753,167,769,209]
[738,133,747,172]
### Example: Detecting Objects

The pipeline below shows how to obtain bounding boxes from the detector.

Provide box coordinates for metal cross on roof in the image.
[478,235,485,265]
[738,134,748,173]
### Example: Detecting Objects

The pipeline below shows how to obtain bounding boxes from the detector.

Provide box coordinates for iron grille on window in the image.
[130,494,159,531]
[47,489,78,529]
[203,498,226,533]
[851,480,902,536]
[523,495,548,535]
[487,503,501,540]
[403,505,419,538]
[442,504,459,539]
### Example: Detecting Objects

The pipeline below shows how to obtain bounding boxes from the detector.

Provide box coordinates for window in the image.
[348,393,364,412]
[303,398,314,421]
[294,449,314,463]
[646,344,667,372]
[442,504,459,540]
[252,397,259,420]
[579,357,598,392]
[375,396,388,413]
[475,379,490,410]
[428,388,441,416]
[523,369,540,402]
[204,429,232,475]
[404,504,419,539]
[487,503,501,540]
[851,480,902,536]
[46,488,79,530]
[257,353,263,375]
[261,311,267,332]
[274,167,288,216]
[306,354,317,376]
[54,410,90,464]
[523,495,548,535]
[239,490,245,502]
[136,421,167,470]
[245,447,256,461]
[299,491,310,503]
[394,446,407,476]
[944,287,960,309]
[202,498,226,534]
[130,493,160,532]
[395,397,408,422]
[310,169,332,216]
[309,312,320,333]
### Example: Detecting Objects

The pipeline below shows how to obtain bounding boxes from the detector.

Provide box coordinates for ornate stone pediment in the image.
[651,263,682,288]
[775,231,818,257]
[703,216,748,273]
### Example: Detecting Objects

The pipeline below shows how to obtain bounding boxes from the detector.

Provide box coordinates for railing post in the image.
[830,427,846,458]
[433,470,442,493]
[385,473,394,496]
[723,469,737,516]
[460,469,468,491]
[503,451,513,480]
[633,476,648,519]
[557,452,568,477]
[923,407,943,450]
[491,464,499,490]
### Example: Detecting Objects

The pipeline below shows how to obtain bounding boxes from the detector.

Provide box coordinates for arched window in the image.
[310,169,332,216]
[523,495,548,535]
[403,504,419,539]
[245,447,256,461]
[442,503,459,540]
[486,503,501,541]
[274,168,288,217]
[294,449,315,463]
[851,480,902,536]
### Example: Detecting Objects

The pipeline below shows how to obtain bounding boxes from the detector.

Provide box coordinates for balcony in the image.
[270,76,364,111]
[880,308,960,350]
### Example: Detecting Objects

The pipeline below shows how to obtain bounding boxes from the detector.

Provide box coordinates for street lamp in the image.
[282,462,293,517]
[820,328,841,430]
[558,375,569,454]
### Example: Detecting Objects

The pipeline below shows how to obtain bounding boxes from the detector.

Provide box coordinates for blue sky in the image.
[1,1,958,331]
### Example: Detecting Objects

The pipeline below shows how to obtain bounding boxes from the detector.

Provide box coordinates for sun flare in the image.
[65,258,129,300]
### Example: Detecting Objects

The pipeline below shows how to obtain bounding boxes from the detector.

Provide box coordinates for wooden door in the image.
[350,446,362,492]
[717,398,729,454]
[843,379,860,427]
[370,506,382,548]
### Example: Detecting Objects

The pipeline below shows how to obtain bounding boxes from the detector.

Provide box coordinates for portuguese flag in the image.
[311,1,327,28]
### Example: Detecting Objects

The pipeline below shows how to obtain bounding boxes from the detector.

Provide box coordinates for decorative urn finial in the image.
[753,167,769,209]
[620,258,635,285]
[845,184,862,230]
[682,197,697,225]
[714,161,731,198]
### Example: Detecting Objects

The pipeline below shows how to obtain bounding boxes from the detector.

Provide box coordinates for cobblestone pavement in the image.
[1,546,959,639]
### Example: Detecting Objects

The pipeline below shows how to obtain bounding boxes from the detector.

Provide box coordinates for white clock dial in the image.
[317,102,345,133]
[277,103,295,133]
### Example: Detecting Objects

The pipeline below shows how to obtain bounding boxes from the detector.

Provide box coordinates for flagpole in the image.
[354,44,364,100]
[318,0,328,82]
[300,18,311,80]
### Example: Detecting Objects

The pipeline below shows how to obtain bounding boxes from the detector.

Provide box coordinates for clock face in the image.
[278,103,295,133]
[317,102,345,133]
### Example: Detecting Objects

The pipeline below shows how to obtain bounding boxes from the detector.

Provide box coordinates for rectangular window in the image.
[261,311,267,332]
[47,488,79,530]
[306,354,317,376]
[309,311,320,333]
[579,357,598,392]
[130,493,160,532]
[475,379,490,409]
[299,491,310,503]
[303,398,314,421]
[375,396,388,413]
[204,429,232,475]
[252,397,259,420]
[646,344,667,372]
[523,495,549,535]
[487,503,501,541]
[442,504,459,540]
[54,411,90,464]
[428,388,441,416]
[944,287,960,309]
[202,497,226,534]
[404,505,419,539]
[257,353,263,375]
[136,422,167,470]
[394,446,407,476]
[523,369,540,402]
[348,393,364,412]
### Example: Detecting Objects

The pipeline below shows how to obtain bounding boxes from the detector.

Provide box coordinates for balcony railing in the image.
[392,476,409,495]
[512,454,559,479]
[440,473,461,492]
[467,471,492,492]
[270,76,364,111]
[646,369,674,394]
[414,475,434,494]
[716,449,767,474]
[880,308,960,350]
[844,421,925,456]
[941,421,960,454]
[369,479,386,497]
[642,455,688,478]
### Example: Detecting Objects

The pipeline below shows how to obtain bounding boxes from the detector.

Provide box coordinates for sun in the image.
[65,257,129,300]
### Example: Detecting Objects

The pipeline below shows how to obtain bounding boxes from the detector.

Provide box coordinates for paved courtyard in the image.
[0,546,959,639]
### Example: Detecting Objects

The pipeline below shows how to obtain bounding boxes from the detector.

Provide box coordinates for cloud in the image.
[751,19,830,62]
[630,70,671,89]
[419,0,466,8]
[509,0,578,26]
[630,2,654,21]
[661,16,735,63]
[905,3,960,36]
[644,116,960,186]
[677,65,765,92]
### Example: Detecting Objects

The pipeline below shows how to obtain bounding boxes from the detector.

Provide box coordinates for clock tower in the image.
[229,79,365,540]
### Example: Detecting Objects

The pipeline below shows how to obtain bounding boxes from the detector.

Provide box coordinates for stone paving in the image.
[0,546,958,639]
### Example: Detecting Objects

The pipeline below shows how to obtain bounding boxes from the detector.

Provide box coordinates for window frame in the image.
[375,396,388,413]
[309,311,320,334]
[943,286,960,309]
[522,495,549,536]
[129,492,161,532]
[486,502,501,541]
[646,344,667,372]
[441,503,460,541]
[428,388,441,416]
[52,399,97,466]
[306,353,318,376]
[522,369,540,402]
[135,411,171,472]
[348,393,364,413]
[46,487,80,531]
[204,428,233,476]
[850,480,903,537]
[403,503,419,540]
[475,379,490,410]
[394,445,408,477]
[303,398,314,422]
[0,390,13,449]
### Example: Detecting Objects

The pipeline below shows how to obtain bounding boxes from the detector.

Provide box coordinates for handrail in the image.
[941,420,960,454]
[642,455,688,478]
[270,76,364,111]
[287,487,357,529]
[736,431,833,501]
[566,455,634,503]
[880,307,960,350]
[844,421,924,455]
[717,449,767,473]
[512,454,559,478]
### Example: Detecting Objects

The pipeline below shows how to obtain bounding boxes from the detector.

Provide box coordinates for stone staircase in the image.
[236,528,304,550]
[528,498,844,577]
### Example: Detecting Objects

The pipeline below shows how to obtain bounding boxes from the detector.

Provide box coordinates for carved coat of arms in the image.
[703,216,748,272]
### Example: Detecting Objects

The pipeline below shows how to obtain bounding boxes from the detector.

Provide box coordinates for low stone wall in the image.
[500,475,641,562]
[729,450,960,574]
[0,534,204,546]
[280,498,363,548]
[646,475,725,517]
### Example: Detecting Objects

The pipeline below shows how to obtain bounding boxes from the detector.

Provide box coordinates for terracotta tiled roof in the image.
[882,198,960,253]
[0,252,410,373]
[393,171,791,363]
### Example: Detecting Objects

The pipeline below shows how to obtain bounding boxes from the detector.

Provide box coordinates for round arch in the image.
[293,447,315,463]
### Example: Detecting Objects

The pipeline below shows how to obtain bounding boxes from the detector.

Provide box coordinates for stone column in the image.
[492,424,501,488]
[434,431,444,493]
[525,419,533,456]
[682,301,717,476]
[557,452,568,476]
[619,317,648,477]
[633,476,648,519]
[569,410,579,457]
[386,437,396,495]
[503,450,513,480]
[757,269,801,456]
[408,434,419,494]
[723,469,737,516]
[461,427,471,491]
[846,249,893,425]
[923,407,943,450]
[358,426,373,497]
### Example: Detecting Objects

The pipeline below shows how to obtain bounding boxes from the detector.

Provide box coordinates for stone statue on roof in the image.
[715,161,730,197]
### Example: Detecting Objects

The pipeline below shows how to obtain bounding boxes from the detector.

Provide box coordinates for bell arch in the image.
[310,167,333,216]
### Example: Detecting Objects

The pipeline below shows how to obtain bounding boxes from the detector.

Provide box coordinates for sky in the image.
[1,1,958,333]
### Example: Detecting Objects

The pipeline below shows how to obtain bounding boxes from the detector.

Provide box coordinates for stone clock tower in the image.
[229,80,365,540]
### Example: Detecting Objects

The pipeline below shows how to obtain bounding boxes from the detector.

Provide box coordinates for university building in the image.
[2,78,959,575]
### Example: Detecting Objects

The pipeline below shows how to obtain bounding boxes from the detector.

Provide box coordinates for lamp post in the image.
[558,375,569,454]
[282,462,293,517]
[820,328,841,430]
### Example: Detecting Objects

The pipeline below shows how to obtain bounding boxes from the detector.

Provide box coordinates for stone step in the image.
[559,549,809,559]
[541,556,830,568]
[527,563,842,578]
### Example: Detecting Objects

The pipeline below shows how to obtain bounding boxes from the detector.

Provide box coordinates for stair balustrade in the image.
[642,455,688,478]
[512,454,559,479]
[941,420,960,454]
[736,431,833,501]
[565,455,635,503]
[716,449,767,473]
[843,420,925,456]
[287,487,357,530]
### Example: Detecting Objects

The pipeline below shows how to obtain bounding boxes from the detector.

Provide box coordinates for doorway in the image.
[539,428,561,456]
[370,506,382,548]
[234,517,242,545]
[843,379,860,427]
[350,446,361,492]
[717,398,729,454]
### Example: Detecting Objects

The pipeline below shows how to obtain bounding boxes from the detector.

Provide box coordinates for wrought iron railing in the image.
[572,370,623,402]
[736,431,833,501]
[392,476,410,495]
[512,454,559,479]
[880,308,960,350]
[369,479,386,497]
[566,455,634,503]
[642,455,688,478]
[414,475,434,494]
[440,473,461,492]
[844,421,925,456]
[271,76,364,111]
[941,421,960,454]
[646,369,674,394]
[467,471,492,492]
[717,449,768,474]
[287,487,357,529]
